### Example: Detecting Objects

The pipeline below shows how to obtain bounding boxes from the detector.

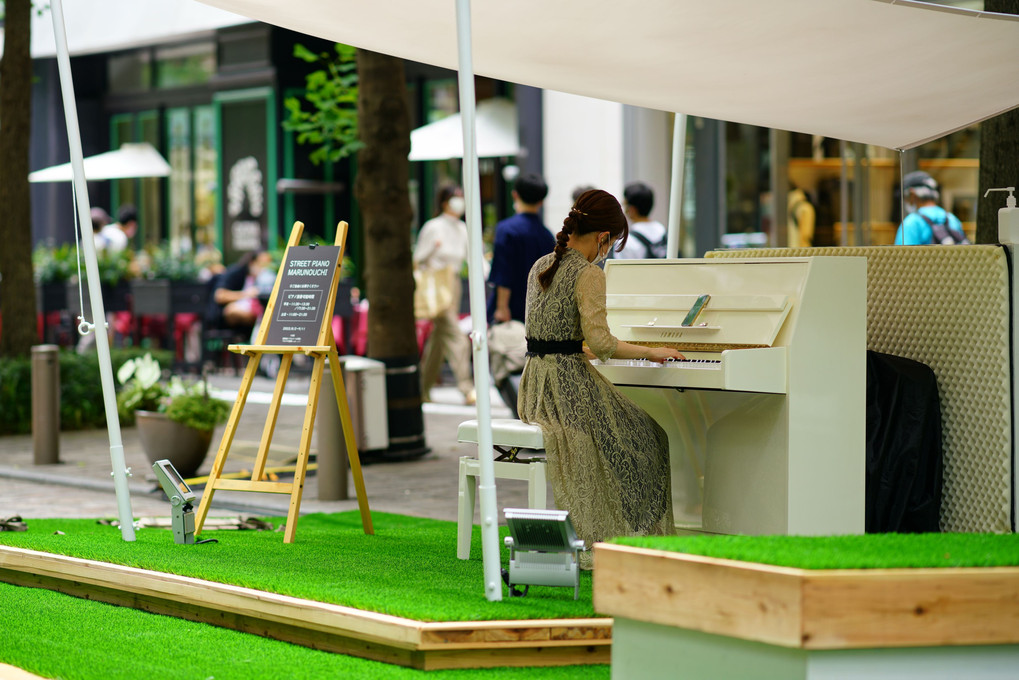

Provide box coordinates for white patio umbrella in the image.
[29,142,171,182]
[409,97,519,161]
[190,0,1019,601]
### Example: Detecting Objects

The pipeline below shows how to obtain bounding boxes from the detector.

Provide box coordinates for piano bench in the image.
[456,419,546,560]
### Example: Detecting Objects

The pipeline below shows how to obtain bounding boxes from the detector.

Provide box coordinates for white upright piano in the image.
[594,256,867,536]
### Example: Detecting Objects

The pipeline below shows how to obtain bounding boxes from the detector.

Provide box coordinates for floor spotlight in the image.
[503,508,585,600]
[152,459,197,544]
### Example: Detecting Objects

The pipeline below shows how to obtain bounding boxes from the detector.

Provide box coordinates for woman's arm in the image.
[577,267,685,362]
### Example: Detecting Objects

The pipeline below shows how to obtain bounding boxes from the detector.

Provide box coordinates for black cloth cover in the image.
[865,350,944,533]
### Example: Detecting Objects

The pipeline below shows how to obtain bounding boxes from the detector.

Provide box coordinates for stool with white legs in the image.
[456,418,546,560]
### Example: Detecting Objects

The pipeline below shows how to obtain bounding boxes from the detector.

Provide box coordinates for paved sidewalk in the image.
[0,373,549,528]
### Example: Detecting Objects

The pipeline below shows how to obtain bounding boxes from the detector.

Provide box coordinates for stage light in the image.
[152,459,197,545]
[503,508,585,600]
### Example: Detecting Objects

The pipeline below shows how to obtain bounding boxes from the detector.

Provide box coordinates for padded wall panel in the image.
[707,247,1012,532]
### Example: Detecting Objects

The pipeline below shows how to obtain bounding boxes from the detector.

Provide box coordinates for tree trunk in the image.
[977,0,1019,244]
[0,0,36,358]
[355,49,429,456]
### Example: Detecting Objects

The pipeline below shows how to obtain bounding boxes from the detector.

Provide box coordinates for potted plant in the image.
[116,353,231,478]
[32,243,74,312]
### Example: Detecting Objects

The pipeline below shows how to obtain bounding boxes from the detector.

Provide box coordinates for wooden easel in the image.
[194,221,372,542]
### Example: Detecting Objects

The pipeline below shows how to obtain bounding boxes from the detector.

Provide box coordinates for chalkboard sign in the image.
[264,245,342,346]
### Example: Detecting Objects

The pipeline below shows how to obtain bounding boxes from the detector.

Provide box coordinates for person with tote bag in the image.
[413,184,476,405]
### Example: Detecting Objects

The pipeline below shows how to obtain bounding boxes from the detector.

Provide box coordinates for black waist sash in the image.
[526,338,583,357]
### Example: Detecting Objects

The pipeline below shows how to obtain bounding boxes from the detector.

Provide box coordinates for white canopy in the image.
[28,0,250,58]
[29,143,172,182]
[410,98,519,161]
[198,0,1019,151]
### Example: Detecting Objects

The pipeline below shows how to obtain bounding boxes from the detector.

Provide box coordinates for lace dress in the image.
[518,249,674,565]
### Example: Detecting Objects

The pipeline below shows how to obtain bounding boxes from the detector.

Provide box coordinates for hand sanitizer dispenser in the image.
[985,187,1019,244]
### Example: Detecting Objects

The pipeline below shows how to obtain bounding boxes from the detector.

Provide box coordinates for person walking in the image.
[414,184,475,405]
[615,181,667,259]
[894,171,969,245]
[487,173,555,323]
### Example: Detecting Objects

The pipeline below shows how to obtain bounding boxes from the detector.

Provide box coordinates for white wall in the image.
[542,90,625,234]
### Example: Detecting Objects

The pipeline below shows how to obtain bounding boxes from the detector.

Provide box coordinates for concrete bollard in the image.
[31,344,61,465]
[315,364,349,500]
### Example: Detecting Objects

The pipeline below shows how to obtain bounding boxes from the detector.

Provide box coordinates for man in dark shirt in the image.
[488,173,555,323]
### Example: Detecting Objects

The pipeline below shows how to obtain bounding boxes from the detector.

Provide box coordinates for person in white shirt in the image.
[94,204,138,254]
[413,184,475,405]
[614,182,667,259]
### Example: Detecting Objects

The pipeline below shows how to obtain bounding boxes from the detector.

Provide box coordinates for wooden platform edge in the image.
[593,543,1019,650]
[0,545,609,670]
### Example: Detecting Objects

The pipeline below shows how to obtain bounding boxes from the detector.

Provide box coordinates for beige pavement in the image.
[0,373,550,530]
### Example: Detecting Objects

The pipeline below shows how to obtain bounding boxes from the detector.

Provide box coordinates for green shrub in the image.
[0,347,172,435]
[164,391,231,431]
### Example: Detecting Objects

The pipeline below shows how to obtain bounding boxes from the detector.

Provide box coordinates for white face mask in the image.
[591,239,610,265]
[447,196,466,217]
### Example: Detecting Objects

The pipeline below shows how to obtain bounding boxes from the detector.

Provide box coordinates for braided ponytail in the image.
[538,217,577,290]
[537,190,628,290]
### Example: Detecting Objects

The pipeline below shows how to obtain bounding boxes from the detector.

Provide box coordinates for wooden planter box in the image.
[594,543,1019,680]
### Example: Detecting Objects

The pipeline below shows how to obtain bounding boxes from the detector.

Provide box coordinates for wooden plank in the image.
[253,222,305,347]
[800,567,1019,649]
[594,543,804,647]
[229,344,333,355]
[0,546,609,670]
[420,619,612,647]
[212,479,294,494]
[284,355,325,542]
[419,645,611,671]
[251,353,294,481]
[328,348,373,534]
[594,543,1019,650]
[194,354,260,536]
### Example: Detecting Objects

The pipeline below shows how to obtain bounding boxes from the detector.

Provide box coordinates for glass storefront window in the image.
[156,42,215,90]
[167,108,193,254]
[193,106,219,255]
[108,52,152,94]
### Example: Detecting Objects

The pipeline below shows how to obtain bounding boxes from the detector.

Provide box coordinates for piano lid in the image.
[603,258,809,351]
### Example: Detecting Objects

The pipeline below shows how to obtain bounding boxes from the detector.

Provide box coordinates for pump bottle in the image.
[985,186,1019,244]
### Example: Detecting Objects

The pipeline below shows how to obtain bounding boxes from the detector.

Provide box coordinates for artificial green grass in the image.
[0,511,596,622]
[0,581,607,680]
[612,532,1019,570]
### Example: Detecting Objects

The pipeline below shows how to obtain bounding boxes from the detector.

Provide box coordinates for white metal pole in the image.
[454,0,501,601]
[50,0,136,541]
[666,114,687,259]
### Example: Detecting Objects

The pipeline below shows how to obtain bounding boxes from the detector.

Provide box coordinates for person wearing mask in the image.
[894,171,969,245]
[413,184,476,405]
[518,189,682,568]
[488,173,555,323]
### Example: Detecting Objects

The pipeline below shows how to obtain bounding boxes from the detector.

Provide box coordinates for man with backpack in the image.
[894,171,970,245]
[616,181,668,259]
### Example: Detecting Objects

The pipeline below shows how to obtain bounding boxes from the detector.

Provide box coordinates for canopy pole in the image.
[454,0,501,601]
[666,114,687,258]
[50,0,136,541]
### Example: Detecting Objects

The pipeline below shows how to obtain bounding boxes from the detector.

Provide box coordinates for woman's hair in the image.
[537,189,628,290]
[434,184,461,217]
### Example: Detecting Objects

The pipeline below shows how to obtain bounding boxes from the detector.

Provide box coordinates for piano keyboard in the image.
[591,348,786,393]
[593,358,722,370]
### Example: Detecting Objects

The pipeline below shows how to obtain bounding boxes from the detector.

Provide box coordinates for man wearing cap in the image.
[894,171,969,245]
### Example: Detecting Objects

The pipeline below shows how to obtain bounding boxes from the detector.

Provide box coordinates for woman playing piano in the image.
[518,189,683,568]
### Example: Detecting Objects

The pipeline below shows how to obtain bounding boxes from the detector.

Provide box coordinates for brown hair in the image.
[537,189,628,290]
[434,184,461,218]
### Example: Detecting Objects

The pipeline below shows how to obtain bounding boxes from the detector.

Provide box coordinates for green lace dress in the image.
[518,249,674,565]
